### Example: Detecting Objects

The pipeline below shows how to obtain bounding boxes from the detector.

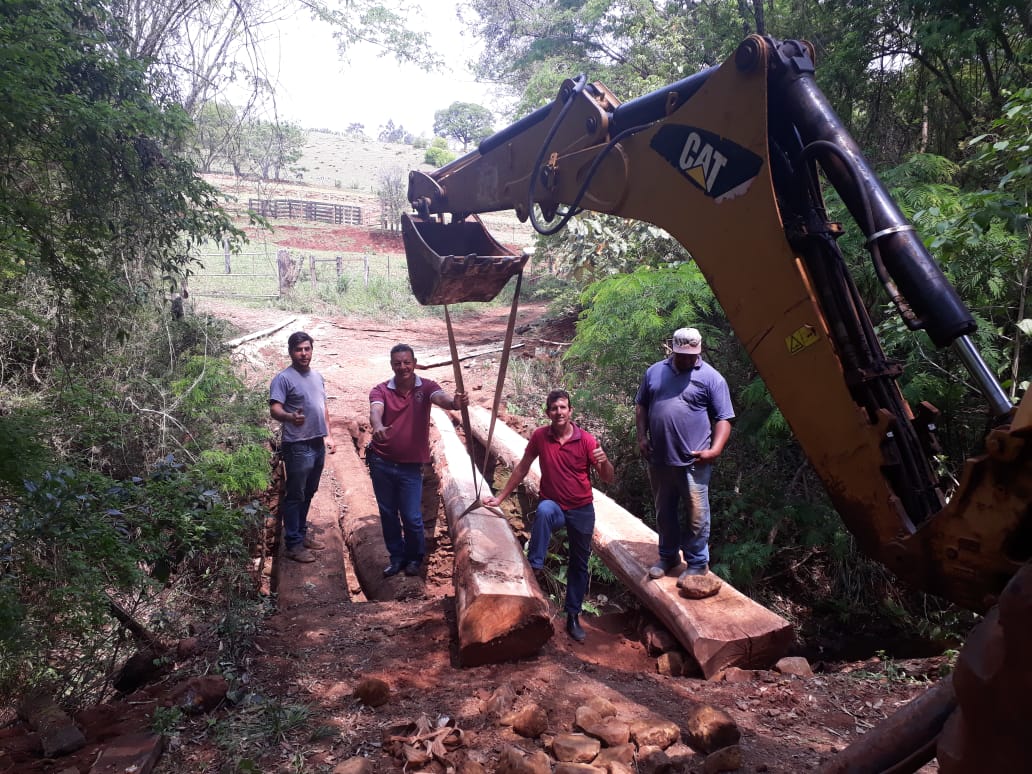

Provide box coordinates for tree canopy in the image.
[433,102,495,151]
[0,0,240,315]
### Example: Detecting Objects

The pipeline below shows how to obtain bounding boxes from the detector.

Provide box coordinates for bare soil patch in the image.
[0,299,944,773]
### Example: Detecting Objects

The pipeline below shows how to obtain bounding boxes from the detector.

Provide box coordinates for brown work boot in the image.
[303,536,326,550]
[285,547,316,563]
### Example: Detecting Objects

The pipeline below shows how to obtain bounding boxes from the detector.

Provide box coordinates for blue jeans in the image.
[280,438,325,550]
[367,451,425,563]
[649,462,712,569]
[528,499,595,616]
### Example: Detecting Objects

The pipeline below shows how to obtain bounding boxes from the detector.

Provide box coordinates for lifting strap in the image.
[443,271,524,518]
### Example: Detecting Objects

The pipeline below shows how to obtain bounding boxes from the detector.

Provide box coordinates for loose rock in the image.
[332,757,373,774]
[496,745,552,774]
[552,733,602,763]
[585,695,618,718]
[353,677,390,708]
[657,651,687,676]
[679,573,723,600]
[775,656,813,678]
[702,744,743,773]
[594,743,635,766]
[502,703,549,739]
[629,718,681,749]
[684,704,740,754]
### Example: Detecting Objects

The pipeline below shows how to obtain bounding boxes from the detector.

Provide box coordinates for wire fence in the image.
[189,242,401,300]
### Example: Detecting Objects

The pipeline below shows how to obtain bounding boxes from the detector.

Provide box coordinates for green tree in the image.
[245,120,307,180]
[378,119,415,144]
[377,166,406,231]
[938,89,1032,403]
[189,101,239,172]
[424,136,456,167]
[433,102,495,151]
[0,0,241,316]
[112,0,442,122]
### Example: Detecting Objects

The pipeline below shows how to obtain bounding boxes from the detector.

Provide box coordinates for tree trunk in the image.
[328,426,405,602]
[466,406,793,678]
[430,409,554,666]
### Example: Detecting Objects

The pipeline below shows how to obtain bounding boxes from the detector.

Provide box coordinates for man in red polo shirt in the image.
[482,389,614,643]
[369,343,467,579]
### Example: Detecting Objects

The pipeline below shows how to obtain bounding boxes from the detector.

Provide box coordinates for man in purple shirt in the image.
[368,344,467,578]
[635,327,734,587]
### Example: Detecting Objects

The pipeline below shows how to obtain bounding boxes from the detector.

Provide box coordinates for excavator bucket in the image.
[402,213,528,305]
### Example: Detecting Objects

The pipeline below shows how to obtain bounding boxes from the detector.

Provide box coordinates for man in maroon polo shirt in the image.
[368,343,467,579]
[482,389,614,642]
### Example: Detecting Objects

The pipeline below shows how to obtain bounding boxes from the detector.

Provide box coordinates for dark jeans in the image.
[367,451,425,563]
[649,462,712,569]
[280,437,325,550]
[528,499,595,616]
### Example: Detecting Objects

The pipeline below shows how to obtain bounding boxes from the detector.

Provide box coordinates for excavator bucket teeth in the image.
[402,213,528,305]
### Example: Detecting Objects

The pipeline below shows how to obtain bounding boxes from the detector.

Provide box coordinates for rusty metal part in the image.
[818,677,955,774]
[401,213,528,306]
[937,563,1032,773]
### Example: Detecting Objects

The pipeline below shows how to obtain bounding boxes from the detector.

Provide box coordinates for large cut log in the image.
[467,405,793,678]
[430,408,554,665]
[325,422,411,601]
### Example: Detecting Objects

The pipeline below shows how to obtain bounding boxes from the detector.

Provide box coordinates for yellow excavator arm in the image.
[405,35,1032,615]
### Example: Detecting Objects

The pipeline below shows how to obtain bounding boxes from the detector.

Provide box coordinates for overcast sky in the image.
[267,2,502,138]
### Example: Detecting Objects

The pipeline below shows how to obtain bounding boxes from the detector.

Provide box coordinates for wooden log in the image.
[17,691,86,757]
[466,405,794,678]
[416,342,525,369]
[324,426,404,602]
[224,316,297,348]
[430,408,553,666]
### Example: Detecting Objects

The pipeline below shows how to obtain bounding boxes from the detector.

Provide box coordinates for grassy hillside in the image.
[203,129,535,249]
[298,130,434,192]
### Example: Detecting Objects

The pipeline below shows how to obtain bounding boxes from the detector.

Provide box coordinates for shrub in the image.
[424,144,456,167]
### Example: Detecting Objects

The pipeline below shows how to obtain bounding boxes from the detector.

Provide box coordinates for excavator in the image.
[401,36,1032,773]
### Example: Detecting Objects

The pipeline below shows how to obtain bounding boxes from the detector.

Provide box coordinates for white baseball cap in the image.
[672,327,702,354]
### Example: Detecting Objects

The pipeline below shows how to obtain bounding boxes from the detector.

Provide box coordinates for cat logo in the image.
[650,125,763,202]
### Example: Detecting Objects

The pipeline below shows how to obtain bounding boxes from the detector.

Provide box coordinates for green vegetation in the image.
[0,310,272,706]
[433,101,495,151]
[424,137,457,167]
[0,0,273,710]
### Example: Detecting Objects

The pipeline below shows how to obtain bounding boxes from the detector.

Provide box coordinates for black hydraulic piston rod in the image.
[767,39,1011,416]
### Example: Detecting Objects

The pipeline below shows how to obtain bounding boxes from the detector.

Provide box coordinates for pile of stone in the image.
[483,684,743,774]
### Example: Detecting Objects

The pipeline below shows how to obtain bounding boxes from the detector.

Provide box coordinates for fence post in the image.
[223,238,231,274]
[309,253,316,293]
[336,255,343,279]
[277,249,289,295]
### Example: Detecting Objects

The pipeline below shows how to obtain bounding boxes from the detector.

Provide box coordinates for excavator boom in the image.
[406,36,1032,614]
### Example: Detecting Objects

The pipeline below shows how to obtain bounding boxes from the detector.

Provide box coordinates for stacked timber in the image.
[466,405,794,678]
[429,409,554,666]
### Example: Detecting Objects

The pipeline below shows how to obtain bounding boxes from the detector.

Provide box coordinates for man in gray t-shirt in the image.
[635,327,733,588]
[270,331,336,563]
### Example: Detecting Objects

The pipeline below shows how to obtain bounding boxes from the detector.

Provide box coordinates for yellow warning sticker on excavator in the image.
[786,325,820,354]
